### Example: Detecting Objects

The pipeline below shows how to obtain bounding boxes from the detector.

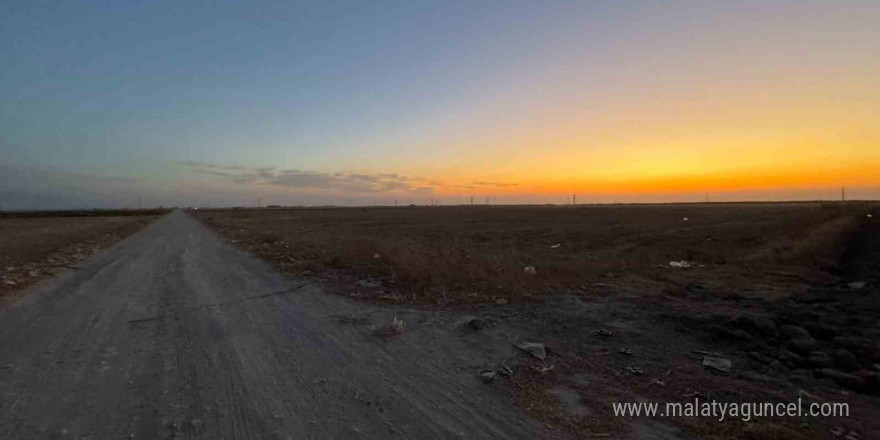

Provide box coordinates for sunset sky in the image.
[2,1,878,208]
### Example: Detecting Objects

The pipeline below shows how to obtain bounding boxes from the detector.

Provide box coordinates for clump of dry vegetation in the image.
[193,204,880,439]
[194,203,874,304]
[0,208,170,219]
[372,317,405,338]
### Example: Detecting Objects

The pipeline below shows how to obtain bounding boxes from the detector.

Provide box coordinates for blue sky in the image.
[2,1,878,208]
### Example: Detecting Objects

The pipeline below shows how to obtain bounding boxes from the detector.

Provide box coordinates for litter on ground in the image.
[702,356,732,373]
[515,342,547,360]
[478,369,497,383]
[848,281,867,289]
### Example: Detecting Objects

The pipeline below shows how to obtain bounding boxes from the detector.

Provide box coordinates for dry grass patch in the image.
[193,203,876,304]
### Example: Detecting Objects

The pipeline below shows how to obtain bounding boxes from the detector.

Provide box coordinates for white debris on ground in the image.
[478,369,497,383]
[523,266,537,275]
[668,261,693,268]
[515,341,547,360]
[550,243,561,249]
[848,281,867,289]
[702,356,732,372]
[682,217,689,221]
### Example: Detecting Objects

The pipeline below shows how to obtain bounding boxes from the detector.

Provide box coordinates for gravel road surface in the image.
[0,211,554,439]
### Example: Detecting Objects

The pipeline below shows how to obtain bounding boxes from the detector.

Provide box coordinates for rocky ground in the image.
[0,214,163,298]
[194,203,879,439]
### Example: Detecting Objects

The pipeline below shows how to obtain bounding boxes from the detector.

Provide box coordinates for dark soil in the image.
[0,214,162,297]
[194,203,880,439]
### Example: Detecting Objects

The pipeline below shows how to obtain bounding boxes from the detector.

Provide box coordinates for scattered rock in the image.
[739,371,774,383]
[595,329,613,337]
[498,365,513,376]
[357,279,381,287]
[709,326,749,341]
[789,338,818,355]
[847,281,867,289]
[789,369,813,383]
[734,315,777,336]
[668,261,692,268]
[815,368,865,390]
[778,350,805,367]
[494,298,509,305]
[805,323,838,341]
[779,325,811,340]
[549,244,561,249]
[747,351,774,365]
[627,366,643,375]
[468,317,488,330]
[515,342,547,360]
[523,266,537,275]
[807,351,833,368]
[618,348,633,356]
[834,336,871,351]
[702,356,732,373]
[830,350,858,374]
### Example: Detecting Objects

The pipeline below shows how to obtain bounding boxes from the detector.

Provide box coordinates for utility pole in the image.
[842,187,846,202]
[705,191,709,203]
[572,194,576,206]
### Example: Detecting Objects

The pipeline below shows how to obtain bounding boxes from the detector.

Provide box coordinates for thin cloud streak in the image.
[176,161,446,194]
[472,181,518,187]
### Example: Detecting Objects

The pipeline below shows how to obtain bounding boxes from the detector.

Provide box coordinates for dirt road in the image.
[0,211,555,439]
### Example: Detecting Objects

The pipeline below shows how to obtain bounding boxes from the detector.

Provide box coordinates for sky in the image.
[1,0,878,209]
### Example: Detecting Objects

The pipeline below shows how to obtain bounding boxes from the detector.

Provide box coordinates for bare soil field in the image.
[195,202,880,439]
[0,210,167,297]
